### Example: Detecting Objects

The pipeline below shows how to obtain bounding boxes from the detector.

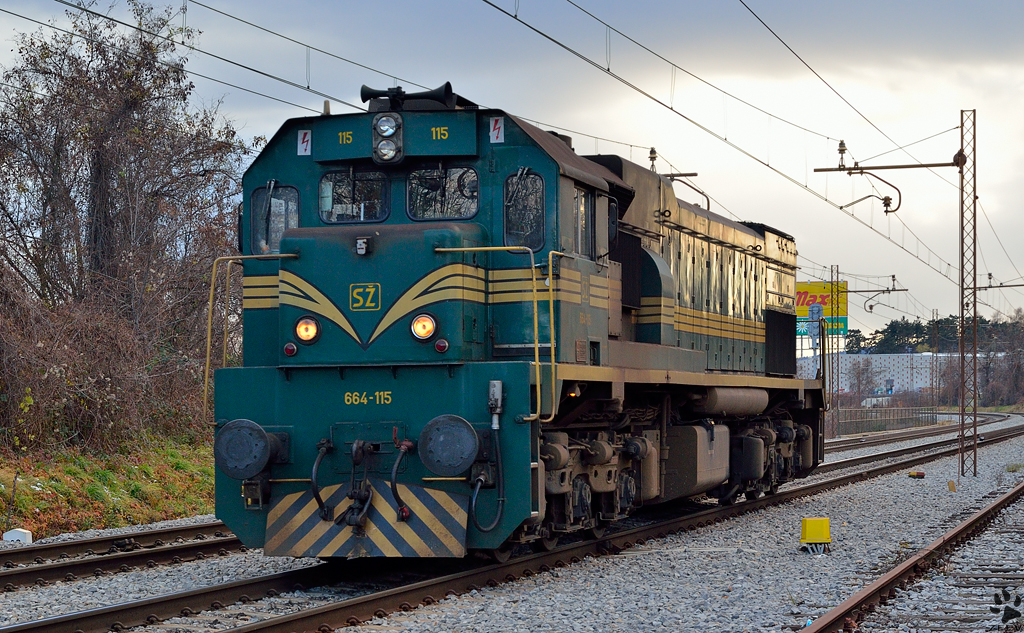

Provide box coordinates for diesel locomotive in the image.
[211,83,825,561]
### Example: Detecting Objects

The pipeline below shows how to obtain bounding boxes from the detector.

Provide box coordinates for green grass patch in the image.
[0,432,214,538]
[1007,463,1024,473]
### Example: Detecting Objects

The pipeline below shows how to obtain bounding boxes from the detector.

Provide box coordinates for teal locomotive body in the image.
[212,84,824,559]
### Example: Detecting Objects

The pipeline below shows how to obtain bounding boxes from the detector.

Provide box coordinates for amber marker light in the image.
[295,316,320,343]
[411,314,436,340]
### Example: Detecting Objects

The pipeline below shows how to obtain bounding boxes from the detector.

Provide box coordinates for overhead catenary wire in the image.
[160,1,701,183]
[186,0,430,92]
[479,0,959,285]
[0,7,321,114]
[51,0,366,112]
[562,0,839,141]
[738,0,1022,285]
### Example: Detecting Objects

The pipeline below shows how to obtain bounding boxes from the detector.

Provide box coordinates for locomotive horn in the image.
[359,82,454,111]
[405,82,454,108]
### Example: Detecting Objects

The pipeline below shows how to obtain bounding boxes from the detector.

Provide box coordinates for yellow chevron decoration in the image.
[242,265,632,347]
[367,264,486,344]
[278,271,363,345]
[264,478,469,558]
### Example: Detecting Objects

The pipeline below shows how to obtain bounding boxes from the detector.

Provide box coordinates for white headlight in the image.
[376,115,398,137]
[411,314,436,340]
[376,139,397,161]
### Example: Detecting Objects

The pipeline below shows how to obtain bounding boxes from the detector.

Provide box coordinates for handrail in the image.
[203,253,298,419]
[544,251,567,423]
[434,246,545,422]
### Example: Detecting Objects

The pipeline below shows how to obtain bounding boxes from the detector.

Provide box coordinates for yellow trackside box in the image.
[800,517,832,543]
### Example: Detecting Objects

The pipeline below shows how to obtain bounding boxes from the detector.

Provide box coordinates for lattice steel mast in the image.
[958,110,978,477]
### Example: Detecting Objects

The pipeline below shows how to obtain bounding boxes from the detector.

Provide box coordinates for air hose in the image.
[390,441,414,522]
[311,438,333,521]
[470,412,505,532]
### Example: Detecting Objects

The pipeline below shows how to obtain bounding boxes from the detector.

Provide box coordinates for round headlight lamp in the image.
[375,115,398,137]
[376,139,397,161]
[411,314,436,340]
[295,316,320,343]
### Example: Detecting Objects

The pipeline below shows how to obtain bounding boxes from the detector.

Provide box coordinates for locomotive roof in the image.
[510,115,633,199]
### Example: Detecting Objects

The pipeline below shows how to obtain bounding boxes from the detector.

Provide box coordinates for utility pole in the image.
[814,110,977,476]
[829,265,842,437]
[958,110,978,477]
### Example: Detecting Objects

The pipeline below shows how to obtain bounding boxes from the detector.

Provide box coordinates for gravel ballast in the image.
[1,418,1021,632]
[343,421,1024,633]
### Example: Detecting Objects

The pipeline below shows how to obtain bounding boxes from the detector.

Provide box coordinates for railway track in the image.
[7,417,1021,633]
[824,412,1006,453]
[817,417,1019,474]
[803,477,1024,632]
[0,522,239,592]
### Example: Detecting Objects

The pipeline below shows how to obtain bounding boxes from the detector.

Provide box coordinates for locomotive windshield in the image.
[319,170,389,223]
[408,166,479,220]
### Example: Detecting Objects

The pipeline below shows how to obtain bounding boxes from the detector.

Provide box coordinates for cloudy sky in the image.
[2,0,1022,334]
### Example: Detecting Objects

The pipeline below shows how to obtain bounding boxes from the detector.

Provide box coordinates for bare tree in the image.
[0,1,248,450]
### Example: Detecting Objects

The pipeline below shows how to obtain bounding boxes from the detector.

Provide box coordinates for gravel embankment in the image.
[2,417,1022,632]
[343,423,1024,633]
[856,493,1024,632]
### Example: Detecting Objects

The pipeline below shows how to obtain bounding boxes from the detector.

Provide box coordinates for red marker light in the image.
[283,342,298,356]
[434,339,449,353]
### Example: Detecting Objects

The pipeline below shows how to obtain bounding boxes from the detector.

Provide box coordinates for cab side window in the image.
[251,183,299,254]
[574,187,593,259]
[504,170,544,251]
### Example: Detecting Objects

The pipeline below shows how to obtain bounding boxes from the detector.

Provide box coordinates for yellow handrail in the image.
[543,251,566,423]
[434,246,545,422]
[203,253,297,419]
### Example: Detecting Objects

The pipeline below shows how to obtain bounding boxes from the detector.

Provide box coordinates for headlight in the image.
[295,316,320,343]
[375,115,398,137]
[376,139,397,161]
[411,314,436,340]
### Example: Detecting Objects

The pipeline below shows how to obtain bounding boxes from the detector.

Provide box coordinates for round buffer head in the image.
[214,419,272,480]
[418,414,480,477]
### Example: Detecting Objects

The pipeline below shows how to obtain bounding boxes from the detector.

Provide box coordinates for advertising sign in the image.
[795,281,847,318]
[798,317,848,336]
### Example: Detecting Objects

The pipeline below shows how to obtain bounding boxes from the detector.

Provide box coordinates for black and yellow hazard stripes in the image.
[638,296,766,344]
[264,478,469,558]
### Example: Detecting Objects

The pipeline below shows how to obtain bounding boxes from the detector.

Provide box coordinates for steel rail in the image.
[18,421,1018,633]
[802,478,1024,632]
[0,520,228,569]
[0,533,242,591]
[0,567,330,633]
[824,413,1005,453]
[817,421,1020,474]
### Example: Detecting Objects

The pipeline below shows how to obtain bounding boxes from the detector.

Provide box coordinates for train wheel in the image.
[765,484,780,496]
[585,523,607,540]
[489,543,513,563]
[719,494,736,506]
[745,490,763,501]
[534,534,559,552]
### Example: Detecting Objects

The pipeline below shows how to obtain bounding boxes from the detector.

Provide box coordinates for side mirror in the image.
[608,199,619,248]
[236,202,244,254]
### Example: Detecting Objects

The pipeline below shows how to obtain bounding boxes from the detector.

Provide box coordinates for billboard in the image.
[796,281,848,336]
[795,281,847,318]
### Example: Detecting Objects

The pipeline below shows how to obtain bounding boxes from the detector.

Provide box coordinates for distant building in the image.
[796,353,955,394]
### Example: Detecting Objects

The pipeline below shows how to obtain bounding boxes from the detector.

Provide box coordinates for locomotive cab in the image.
[212,83,824,561]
